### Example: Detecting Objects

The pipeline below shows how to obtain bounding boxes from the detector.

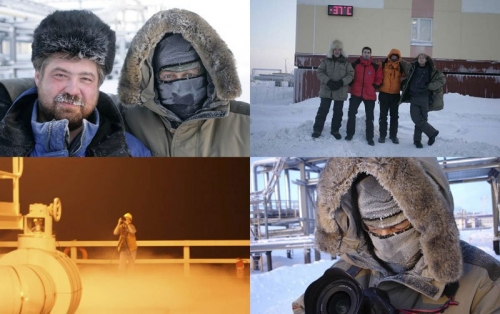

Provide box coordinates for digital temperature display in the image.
[328,5,353,16]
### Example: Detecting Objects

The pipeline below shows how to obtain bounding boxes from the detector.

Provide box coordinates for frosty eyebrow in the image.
[51,67,96,78]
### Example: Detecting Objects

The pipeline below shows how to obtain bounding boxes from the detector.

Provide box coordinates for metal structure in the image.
[250,158,328,270]
[250,157,328,240]
[250,157,500,271]
[440,157,500,254]
[0,158,82,314]
[0,0,171,79]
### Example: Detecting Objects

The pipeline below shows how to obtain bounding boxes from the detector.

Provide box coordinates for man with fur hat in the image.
[0,10,150,157]
[312,39,354,139]
[293,158,500,314]
[378,49,404,144]
[345,47,383,146]
[118,9,249,157]
[400,53,445,149]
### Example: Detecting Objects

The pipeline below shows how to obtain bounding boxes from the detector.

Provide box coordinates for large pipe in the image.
[0,264,56,314]
[0,246,82,314]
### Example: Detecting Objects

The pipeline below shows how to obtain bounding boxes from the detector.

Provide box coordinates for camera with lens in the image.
[304,267,396,314]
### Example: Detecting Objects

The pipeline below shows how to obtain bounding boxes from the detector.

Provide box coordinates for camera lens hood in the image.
[304,267,364,314]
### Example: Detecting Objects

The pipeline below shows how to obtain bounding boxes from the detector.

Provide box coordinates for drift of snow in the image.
[250,81,500,156]
[250,229,500,314]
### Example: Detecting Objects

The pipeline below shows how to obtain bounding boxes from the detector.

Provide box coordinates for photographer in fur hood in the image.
[118,9,250,157]
[0,10,150,157]
[292,158,500,314]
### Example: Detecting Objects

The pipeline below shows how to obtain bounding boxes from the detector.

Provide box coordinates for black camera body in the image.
[304,267,396,314]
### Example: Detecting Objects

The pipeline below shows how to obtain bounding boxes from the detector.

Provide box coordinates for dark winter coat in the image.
[0,79,141,156]
[118,9,249,157]
[400,56,446,111]
[350,58,383,101]
[379,49,403,95]
[293,158,500,314]
[317,41,354,101]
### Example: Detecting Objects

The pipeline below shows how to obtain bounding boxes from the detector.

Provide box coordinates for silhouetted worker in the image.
[113,212,137,274]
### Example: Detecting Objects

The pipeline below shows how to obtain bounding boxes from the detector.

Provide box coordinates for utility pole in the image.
[284,58,288,73]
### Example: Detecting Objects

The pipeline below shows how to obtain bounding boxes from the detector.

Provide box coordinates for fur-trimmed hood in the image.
[315,158,462,285]
[118,8,241,109]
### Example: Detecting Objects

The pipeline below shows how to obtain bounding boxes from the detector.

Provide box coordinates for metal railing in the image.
[0,239,250,276]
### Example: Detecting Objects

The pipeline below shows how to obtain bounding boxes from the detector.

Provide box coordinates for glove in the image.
[362,288,397,314]
[327,80,343,91]
[372,83,380,89]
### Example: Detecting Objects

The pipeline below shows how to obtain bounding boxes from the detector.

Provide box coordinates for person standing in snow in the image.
[400,53,445,148]
[377,49,404,144]
[0,10,150,157]
[345,47,383,146]
[292,158,500,314]
[312,39,354,139]
[117,9,249,156]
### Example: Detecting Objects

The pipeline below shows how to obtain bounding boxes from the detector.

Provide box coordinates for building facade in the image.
[294,0,500,101]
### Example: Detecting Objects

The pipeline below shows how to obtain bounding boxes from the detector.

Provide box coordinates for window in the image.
[411,18,433,46]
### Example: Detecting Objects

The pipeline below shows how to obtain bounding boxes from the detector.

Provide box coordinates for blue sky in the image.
[250,158,493,214]
[251,0,296,73]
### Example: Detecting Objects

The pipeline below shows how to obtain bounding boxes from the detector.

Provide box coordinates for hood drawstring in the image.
[396,282,460,313]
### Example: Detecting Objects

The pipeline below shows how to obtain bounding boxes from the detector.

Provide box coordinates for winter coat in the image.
[118,9,250,157]
[350,58,383,101]
[317,41,354,101]
[379,49,403,95]
[293,158,500,314]
[400,56,446,111]
[0,79,149,157]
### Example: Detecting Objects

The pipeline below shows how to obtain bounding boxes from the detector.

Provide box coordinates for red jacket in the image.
[350,58,383,100]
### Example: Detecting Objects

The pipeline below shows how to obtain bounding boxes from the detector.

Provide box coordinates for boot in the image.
[428,130,439,146]
[389,136,399,144]
[331,131,342,140]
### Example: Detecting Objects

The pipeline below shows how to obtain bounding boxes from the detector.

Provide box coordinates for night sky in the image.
[0,158,249,243]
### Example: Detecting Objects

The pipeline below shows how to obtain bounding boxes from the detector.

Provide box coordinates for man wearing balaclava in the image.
[153,34,208,125]
[292,158,500,314]
[118,9,249,157]
[356,175,422,274]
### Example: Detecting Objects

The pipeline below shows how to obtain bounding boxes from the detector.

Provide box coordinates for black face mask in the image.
[156,76,207,120]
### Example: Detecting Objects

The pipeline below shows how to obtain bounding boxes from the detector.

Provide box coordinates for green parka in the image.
[317,40,354,101]
[293,158,500,314]
[118,9,249,157]
[400,56,446,111]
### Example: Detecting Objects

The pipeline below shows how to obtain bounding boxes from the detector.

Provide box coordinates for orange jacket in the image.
[379,48,403,94]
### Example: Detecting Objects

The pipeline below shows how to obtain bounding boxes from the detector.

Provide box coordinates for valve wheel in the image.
[51,197,62,221]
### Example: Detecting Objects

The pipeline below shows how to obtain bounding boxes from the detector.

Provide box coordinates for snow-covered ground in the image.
[250,81,500,156]
[250,229,500,314]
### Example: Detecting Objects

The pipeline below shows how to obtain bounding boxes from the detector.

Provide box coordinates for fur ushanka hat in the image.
[31,10,116,75]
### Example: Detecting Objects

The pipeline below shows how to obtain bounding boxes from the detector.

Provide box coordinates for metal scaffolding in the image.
[250,157,500,271]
